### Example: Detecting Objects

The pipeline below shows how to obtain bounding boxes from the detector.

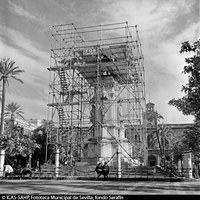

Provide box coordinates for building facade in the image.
[145,102,192,166]
[125,102,193,166]
[14,118,42,132]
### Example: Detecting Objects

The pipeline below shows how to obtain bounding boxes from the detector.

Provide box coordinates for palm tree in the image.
[149,124,177,148]
[5,102,25,122]
[0,58,25,135]
[148,123,178,166]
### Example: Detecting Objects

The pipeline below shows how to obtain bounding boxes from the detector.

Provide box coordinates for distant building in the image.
[27,119,42,127]
[14,118,42,132]
[147,123,193,166]
[145,102,193,166]
[125,102,193,166]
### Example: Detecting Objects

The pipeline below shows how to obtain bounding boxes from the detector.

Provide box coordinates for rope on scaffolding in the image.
[106,152,116,164]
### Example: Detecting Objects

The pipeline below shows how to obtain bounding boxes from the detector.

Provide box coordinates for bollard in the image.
[0,149,5,177]
[55,148,60,178]
[183,152,193,179]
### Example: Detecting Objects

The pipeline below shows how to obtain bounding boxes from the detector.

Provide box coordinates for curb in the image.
[1,176,200,182]
[52,176,200,182]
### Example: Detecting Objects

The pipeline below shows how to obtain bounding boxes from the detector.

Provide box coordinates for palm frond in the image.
[0,59,24,85]
[10,76,24,84]
[148,123,178,150]
[5,102,25,120]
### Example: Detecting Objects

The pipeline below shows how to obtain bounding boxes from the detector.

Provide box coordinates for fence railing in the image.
[32,166,198,179]
[2,165,199,179]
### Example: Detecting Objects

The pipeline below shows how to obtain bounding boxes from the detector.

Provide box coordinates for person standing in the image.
[3,164,13,179]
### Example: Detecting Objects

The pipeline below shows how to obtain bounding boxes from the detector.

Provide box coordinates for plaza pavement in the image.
[0,179,200,195]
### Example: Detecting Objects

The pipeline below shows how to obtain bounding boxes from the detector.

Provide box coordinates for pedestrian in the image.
[192,164,197,179]
[95,162,103,180]
[3,164,14,179]
[102,161,109,178]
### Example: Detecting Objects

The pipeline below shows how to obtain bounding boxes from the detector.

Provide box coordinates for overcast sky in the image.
[0,0,199,124]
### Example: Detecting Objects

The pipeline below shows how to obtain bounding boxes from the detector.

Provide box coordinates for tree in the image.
[148,123,178,165]
[31,120,57,167]
[2,102,25,141]
[0,119,40,166]
[183,123,200,178]
[31,120,75,166]
[168,39,200,120]
[0,58,25,135]
[5,102,25,121]
[182,122,200,158]
[149,124,177,150]
[168,40,200,144]
[169,39,200,176]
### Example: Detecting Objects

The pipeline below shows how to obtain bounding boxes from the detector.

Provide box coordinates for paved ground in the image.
[0,179,200,195]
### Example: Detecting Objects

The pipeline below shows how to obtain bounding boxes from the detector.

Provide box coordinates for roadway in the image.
[0,179,200,195]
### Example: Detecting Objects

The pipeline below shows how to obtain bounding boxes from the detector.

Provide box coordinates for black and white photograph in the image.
[0,0,199,196]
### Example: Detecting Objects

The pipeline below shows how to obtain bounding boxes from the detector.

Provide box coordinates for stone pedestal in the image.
[183,152,193,178]
[177,159,182,176]
[86,76,134,167]
[82,140,98,164]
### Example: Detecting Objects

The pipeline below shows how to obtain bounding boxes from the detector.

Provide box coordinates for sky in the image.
[0,0,199,124]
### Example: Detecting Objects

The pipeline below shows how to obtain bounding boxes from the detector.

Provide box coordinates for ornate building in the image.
[145,102,193,166]
[125,101,193,167]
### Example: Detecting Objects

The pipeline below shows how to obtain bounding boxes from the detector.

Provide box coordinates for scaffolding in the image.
[47,21,147,166]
